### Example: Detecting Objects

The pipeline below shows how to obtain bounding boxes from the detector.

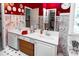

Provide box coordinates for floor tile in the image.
[0,46,27,56]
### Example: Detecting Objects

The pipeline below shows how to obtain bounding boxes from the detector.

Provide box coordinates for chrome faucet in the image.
[30,25,35,33]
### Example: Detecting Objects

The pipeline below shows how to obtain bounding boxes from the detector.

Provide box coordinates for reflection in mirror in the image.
[25,8,31,28]
[48,10,56,30]
[44,9,57,31]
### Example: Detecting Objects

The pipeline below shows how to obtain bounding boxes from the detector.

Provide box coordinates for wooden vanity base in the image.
[19,39,34,56]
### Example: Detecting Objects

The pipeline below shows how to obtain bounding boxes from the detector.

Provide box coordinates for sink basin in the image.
[34,30,59,38]
[41,30,59,39]
[43,30,59,35]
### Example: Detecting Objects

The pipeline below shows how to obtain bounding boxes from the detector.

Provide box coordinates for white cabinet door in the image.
[35,41,57,56]
[8,32,19,50]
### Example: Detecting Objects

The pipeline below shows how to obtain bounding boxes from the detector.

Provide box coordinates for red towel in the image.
[22,30,28,35]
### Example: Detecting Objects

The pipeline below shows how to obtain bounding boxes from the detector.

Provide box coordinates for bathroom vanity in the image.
[7,30,59,56]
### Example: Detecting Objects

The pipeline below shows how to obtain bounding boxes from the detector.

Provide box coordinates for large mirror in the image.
[25,5,58,31]
[43,9,57,31]
[25,7,39,31]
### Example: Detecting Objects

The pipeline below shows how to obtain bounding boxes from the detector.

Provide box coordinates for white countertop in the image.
[8,29,59,45]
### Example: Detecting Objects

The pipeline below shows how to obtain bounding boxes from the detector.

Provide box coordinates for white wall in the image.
[69,3,75,34]
[1,3,7,49]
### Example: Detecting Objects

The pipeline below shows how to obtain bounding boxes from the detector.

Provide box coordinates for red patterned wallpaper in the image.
[4,3,70,16]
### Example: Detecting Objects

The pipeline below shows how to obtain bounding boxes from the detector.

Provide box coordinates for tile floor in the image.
[0,46,63,56]
[0,46,27,56]
[68,48,79,56]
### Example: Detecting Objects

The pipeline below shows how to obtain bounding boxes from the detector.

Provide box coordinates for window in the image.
[74,3,79,33]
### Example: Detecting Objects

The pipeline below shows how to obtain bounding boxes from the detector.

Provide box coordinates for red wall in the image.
[4,3,70,16]
[43,3,70,15]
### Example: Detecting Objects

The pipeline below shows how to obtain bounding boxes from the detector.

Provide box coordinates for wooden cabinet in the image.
[8,32,58,56]
[19,38,57,56]
[19,39,34,56]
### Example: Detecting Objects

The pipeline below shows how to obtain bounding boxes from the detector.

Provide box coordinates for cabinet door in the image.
[8,32,14,46]
[8,32,19,50]
[35,41,57,56]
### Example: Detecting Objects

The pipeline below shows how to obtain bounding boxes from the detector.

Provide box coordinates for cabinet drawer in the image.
[18,36,30,42]
[19,39,34,56]
[19,39,34,50]
[20,46,34,56]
